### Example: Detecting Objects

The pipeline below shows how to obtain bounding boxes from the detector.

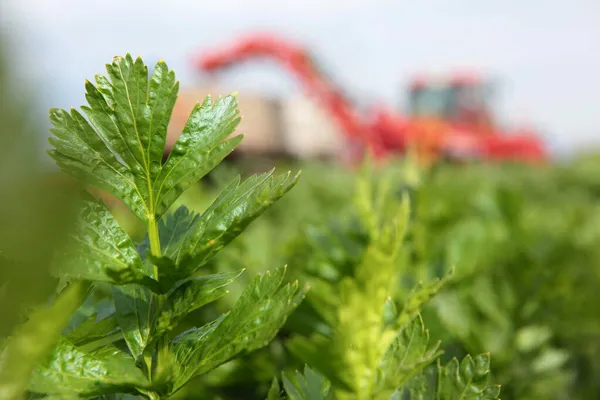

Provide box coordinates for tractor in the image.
[167,33,547,166]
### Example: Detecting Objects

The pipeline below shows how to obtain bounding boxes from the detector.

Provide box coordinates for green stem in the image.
[148,217,162,278]
[147,216,169,376]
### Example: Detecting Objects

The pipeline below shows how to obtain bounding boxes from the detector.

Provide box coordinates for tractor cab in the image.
[408,73,495,134]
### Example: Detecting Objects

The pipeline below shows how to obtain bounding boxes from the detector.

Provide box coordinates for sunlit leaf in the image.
[154,95,243,216]
[53,197,157,289]
[151,171,299,283]
[112,284,155,367]
[153,270,243,337]
[28,339,148,397]
[171,266,307,391]
[48,54,240,224]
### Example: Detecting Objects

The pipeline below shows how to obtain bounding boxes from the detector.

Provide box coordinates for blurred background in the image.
[1,2,600,400]
[1,0,599,160]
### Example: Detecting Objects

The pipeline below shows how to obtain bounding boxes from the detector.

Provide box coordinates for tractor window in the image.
[408,80,494,124]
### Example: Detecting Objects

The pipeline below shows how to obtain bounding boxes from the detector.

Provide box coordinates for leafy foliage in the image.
[152,154,600,400]
[28,339,149,397]
[169,266,307,394]
[47,55,241,224]
[399,353,501,399]
[1,54,305,400]
[276,166,483,400]
[53,196,154,287]
[2,46,598,400]
[270,353,500,400]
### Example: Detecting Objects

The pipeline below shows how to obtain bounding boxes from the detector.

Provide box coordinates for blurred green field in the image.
[105,153,600,400]
[1,37,599,399]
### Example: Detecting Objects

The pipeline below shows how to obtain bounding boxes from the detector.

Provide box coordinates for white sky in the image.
[2,0,599,155]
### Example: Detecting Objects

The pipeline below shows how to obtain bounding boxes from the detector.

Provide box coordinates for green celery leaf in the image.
[375,314,443,396]
[287,190,413,397]
[47,102,147,220]
[48,54,240,223]
[282,365,333,400]
[65,312,119,347]
[438,353,501,399]
[0,282,89,400]
[153,95,243,216]
[53,197,158,290]
[28,339,149,397]
[402,354,501,400]
[112,284,156,367]
[170,266,307,392]
[176,170,299,263]
[152,171,299,283]
[154,205,199,259]
[153,269,244,337]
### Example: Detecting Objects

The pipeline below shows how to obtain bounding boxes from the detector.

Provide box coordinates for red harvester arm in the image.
[194,33,548,165]
[194,33,388,159]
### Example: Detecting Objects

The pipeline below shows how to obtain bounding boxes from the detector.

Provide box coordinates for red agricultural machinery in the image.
[191,33,548,166]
